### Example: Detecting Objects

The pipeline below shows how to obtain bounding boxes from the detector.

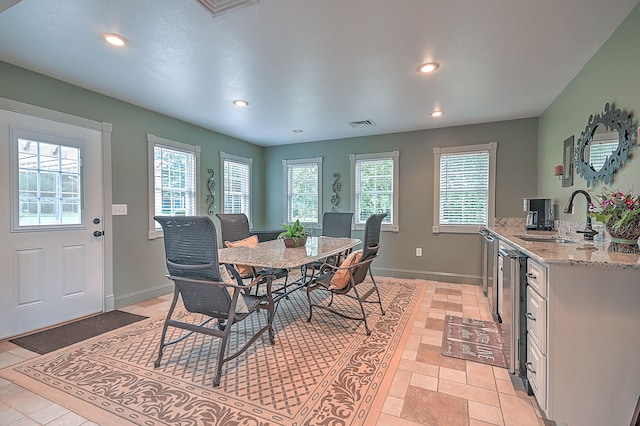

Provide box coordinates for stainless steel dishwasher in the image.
[498,245,527,375]
[480,229,498,319]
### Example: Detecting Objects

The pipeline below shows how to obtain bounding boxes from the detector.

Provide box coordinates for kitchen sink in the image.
[513,235,576,244]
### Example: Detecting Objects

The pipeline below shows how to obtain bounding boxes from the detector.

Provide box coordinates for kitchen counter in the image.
[487,224,640,269]
[487,222,640,425]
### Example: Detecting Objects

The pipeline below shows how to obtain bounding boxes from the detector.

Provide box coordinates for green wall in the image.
[0,61,266,307]
[265,119,539,283]
[539,3,640,218]
[0,60,541,308]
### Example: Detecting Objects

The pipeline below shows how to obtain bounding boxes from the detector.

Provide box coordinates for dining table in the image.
[218,235,361,300]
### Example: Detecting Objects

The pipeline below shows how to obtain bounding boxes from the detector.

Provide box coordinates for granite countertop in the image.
[487,225,640,270]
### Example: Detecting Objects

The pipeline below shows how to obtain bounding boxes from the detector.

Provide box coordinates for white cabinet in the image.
[525,258,547,412]
[526,334,547,411]
[526,286,546,354]
[526,257,546,297]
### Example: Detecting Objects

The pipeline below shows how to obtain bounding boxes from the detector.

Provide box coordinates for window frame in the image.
[350,150,400,232]
[432,142,497,234]
[282,157,323,226]
[147,133,200,239]
[220,151,253,224]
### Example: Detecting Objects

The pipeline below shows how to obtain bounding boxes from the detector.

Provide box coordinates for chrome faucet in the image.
[563,190,598,241]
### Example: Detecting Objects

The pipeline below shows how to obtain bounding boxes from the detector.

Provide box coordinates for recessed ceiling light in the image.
[233,99,249,107]
[419,62,439,73]
[103,33,127,47]
[292,129,304,133]
[431,111,444,117]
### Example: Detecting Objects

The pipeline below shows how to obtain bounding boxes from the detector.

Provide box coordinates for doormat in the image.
[9,310,148,355]
[441,315,507,368]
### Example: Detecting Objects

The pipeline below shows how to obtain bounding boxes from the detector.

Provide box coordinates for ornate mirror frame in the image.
[574,102,638,187]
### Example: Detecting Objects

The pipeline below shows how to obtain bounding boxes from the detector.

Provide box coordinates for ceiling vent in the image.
[195,0,259,18]
[349,119,377,128]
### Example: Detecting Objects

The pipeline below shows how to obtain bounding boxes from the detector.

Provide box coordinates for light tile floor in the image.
[0,280,547,425]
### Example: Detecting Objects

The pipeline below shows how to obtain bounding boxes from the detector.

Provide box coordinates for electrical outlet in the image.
[416,247,422,257]
[112,204,128,216]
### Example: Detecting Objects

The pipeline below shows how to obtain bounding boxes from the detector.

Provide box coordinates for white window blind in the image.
[350,151,399,231]
[283,157,322,224]
[354,158,393,225]
[147,134,200,239]
[588,141,618,171]
[433,143,496,233]
[222,153,251,218]
[439,152,489,225]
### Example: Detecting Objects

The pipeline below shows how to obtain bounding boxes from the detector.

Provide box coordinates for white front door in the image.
[0,109,104,339]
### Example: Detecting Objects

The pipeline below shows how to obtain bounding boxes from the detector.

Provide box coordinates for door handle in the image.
[526,362,536,374]
[525,312,536,321]
[93,231,104,237]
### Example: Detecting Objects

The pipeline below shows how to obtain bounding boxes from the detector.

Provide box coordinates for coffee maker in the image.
[523,198,554,230]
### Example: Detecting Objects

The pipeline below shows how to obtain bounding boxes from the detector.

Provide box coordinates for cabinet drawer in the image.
[527,334,547,412]
[526,259,547,298]
[526,286,547,354]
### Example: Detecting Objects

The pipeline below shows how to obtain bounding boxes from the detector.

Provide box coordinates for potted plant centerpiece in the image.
[588,189,640,253]
[278,219,310,248]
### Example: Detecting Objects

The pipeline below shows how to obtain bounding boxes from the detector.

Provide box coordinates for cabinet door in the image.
[527,286,547,354]
[526,259,547,298]
[527,334,547,412]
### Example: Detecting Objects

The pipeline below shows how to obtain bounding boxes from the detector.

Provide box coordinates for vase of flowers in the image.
[588,189,640,254]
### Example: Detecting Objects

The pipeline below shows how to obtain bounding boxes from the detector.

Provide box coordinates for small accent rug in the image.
[0,277,424,425]
[441,315,507,368]
[9,310,148,355]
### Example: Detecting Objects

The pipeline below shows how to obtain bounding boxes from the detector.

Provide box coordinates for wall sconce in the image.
[554,164,564,179]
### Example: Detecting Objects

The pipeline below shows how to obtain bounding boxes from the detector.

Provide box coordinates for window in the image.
[12,132,82,229]
[221,152,252,220]
[148,134,200,239]
[283,157,323,225]
[433,143,497,233]
[350,151,399,232]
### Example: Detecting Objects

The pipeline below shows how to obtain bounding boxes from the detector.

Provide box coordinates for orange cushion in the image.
[225,235,259,276]
[329,251,362,290]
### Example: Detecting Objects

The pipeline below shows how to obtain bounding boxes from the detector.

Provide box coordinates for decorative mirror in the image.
[574,103,638,187]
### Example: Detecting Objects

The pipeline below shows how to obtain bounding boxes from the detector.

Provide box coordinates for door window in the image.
[13,134,83,229]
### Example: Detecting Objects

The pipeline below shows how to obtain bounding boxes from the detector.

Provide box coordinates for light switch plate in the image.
[112,204,127,215]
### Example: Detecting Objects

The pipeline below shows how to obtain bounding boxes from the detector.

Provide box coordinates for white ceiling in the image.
[0,0,638,146]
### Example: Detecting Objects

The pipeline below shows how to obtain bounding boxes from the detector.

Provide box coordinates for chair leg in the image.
[154,288,179,368]
[350,283,371,336]
[213,323,233,387]
[369,270,385,316]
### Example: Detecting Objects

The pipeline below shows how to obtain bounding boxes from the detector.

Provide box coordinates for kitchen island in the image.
[488,224,640,426]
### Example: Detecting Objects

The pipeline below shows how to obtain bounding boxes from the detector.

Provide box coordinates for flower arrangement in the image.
[588,189,640,231]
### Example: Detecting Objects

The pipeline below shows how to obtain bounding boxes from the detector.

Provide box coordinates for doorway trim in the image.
[0,96,114,311]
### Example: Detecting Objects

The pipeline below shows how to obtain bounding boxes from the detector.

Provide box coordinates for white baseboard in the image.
[114,282,173,309]
[371,267,482,286]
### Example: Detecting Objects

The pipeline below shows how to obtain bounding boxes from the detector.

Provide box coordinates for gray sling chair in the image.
[154,216,275,387]
[216,213,289,294]
[302,211,354,281]
[306,212,387,335]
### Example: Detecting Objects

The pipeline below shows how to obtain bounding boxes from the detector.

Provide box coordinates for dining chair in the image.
[216,213,289,292]
[153,215,276,387]
[302,212,354,281]
[321,211,353,238]
[306,212,387,335]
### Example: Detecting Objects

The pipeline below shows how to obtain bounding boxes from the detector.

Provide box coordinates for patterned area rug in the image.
[0,277,424,425]
[441,315,507,368]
